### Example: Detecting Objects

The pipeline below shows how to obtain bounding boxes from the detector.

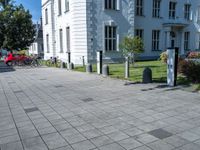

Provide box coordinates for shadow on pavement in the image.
[0,61,15,73]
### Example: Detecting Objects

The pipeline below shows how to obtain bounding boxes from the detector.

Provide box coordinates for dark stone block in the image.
[148,128,173,139]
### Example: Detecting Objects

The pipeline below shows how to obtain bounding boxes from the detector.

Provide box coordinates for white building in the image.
[29,22,44,58]
[42,0,200,64]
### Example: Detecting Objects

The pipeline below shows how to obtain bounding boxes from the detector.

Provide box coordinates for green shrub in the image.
[178,60,200,83]
[160,51,168,63]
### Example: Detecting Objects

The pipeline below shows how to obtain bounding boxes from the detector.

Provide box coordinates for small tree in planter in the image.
[119,36,144,65]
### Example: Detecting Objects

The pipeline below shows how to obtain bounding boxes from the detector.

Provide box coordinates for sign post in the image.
[97,51,103,74]
[167,47,179,86]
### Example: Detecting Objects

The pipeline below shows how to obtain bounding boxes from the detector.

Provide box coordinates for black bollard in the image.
[143,67,152,83]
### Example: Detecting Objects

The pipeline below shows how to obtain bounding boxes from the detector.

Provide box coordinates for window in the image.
[135,29,144,39]
[184,4,191,20]
[45,8,48,24]
[46,34,49,53]
[198,6,200,23]
[169,2,176,19]
[152,30,160,50]
[66,27,70,52]
[105,0,116,10]
[65,0,69,12]
[105,26,117,51]
[58,0,62,15]
[136,0,143,16]
[184,32,190,51]
[152,0,161,18]
[59,29,63,53]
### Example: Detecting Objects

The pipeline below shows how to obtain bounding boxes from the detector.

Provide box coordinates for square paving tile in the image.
[71,140,96,150]
[24,107,39,113]
[148,128,173,139]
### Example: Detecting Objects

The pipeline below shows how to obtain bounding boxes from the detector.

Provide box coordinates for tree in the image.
[0,2,35,50]
[0,0,13,9]
[119,36,144,64]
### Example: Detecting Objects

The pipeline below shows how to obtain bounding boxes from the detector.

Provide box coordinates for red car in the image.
[4,53,31,66]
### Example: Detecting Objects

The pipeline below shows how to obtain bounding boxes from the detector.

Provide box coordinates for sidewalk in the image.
[0,67,200,150]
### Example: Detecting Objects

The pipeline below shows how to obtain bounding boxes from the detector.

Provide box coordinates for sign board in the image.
[97,51,102,74]
[167,48,178,86]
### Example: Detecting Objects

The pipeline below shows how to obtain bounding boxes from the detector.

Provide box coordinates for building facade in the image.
[29,22,44,58]
[42,0,200,64]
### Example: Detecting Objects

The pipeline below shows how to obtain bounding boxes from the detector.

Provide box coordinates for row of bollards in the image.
[86,63,152,83]
[86,63,109,77]
[60,61,74,70]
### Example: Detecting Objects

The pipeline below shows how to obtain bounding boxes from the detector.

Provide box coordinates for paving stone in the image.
[178,131,200,142]
[148,128,173,139]
[179,143,200,150]
[123,127,144,137]
[98,143,126,150]
[134,133,159,144]
[54,145,73,150]
[82,129,103,139]
[118,137,143,150]
[22,136,48,150]
[75,124,95,132]
[90,135,114,147]
[133,145,152,150]
[42,133,68,149]
[147,140,175,150]
[107,131,129,142]
[37,126,57,135]
[164,135,190,148]
[0,141,23,150]
[99,126,118,134]
[61,133,86,144]
[71,140,96,150]
[0,134,20,145]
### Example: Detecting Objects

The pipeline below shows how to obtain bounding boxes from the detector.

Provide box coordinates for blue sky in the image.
[15,0,41,23]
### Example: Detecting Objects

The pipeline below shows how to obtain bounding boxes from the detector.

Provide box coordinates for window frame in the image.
[104,25,117,52]
[184,4,191,20]
[65,0,69,12]
[46,34,49,53]
[152,0,161,18]
[104,0,117,10]
[135,29,144,40]
[59,29,63,53]
[136,0,144,16]
[169,1,176,19]
[66,27,70,52]
[45,8,48,25]
[152,30,160,51]
[58,0,62,16]
[184,32,190,51]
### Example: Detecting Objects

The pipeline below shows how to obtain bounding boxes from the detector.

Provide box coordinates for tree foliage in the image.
[0,1,35,50]
[0,0,13,9]
[119,36,144,57]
